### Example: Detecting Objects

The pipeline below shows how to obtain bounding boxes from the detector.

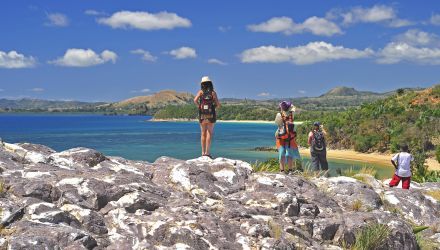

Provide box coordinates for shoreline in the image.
[298,148,440,171]
[150,118,275,124]
[150,118,304,125]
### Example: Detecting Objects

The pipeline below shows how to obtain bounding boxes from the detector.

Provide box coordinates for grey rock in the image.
[0,142,437,249]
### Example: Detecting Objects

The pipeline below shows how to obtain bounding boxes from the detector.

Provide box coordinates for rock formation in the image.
[0,141,438,249]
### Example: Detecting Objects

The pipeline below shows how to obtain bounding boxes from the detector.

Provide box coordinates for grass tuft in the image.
[415,233,438,250]
[341,166,377,179]
[351,199,363,211]
[268,220,283,240]
[425,190,440,201]
[352,223,391,250]
[0,181,6,198]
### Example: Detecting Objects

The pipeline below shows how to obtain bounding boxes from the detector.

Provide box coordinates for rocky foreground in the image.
[0,141,439,250]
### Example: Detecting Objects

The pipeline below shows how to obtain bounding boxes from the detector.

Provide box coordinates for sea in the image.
[0,114,393,178]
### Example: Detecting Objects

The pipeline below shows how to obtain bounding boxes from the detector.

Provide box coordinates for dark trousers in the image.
[311,150,328,171]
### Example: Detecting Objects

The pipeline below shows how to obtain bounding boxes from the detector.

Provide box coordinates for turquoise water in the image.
[0,114,393,177]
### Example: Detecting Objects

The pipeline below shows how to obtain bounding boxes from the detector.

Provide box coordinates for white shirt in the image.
[392,152,413,177]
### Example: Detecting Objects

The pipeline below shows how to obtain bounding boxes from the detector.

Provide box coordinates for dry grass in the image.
[351,199,363,211]
[268,220,283,240]
[0,181,6,198]
[425,190,440,201]
[342,166,377,179]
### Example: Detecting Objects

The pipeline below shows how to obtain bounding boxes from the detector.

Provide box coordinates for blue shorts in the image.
[278,146,301,161]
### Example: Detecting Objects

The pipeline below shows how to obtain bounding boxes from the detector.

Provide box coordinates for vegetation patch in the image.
[268,220,283,240]
[0,181,6,198]
[415,233,438,250]
[341,166,377,179]
[425,190,440,201]
[351,199,363,212]
[352,223,391,250]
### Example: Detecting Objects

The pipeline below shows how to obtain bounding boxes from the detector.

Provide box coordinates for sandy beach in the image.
[299,148,440,171]
[150,118,303,125]
[150,118,275,124]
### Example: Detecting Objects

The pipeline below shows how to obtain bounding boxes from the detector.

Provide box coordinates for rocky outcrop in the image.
[0,141,439,249]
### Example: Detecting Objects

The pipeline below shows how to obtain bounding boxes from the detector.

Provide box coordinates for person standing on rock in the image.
[275,101,301,173]
[194,76,221,158]
[389,144,413,189]
[308,122,328,171]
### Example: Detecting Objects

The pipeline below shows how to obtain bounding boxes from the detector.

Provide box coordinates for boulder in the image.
[0,142,437,249]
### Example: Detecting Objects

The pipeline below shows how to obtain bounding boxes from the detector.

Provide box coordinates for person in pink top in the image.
[389,144,413,189]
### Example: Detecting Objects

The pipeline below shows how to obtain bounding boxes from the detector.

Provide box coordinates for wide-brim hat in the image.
[200,76,212,84]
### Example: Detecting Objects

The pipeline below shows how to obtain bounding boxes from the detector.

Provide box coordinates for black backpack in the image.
[200,90,215,115]
[312,130,325,151]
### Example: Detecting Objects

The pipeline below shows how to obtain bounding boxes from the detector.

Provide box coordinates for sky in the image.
[0,0,439,102]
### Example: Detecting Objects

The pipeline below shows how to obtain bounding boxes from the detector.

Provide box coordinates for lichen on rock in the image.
[0,142,438,249]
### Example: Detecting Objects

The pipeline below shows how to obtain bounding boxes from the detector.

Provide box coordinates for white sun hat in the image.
[200,76,212,84]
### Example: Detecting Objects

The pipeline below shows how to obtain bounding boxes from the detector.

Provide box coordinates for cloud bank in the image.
[50,49,117,67]
[98,11,191,31]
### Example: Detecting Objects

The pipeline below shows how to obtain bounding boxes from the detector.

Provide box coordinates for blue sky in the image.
[0,0,439,101]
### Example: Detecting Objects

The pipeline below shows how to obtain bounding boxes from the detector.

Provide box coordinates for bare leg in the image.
[200,123,207,155]
[279,156,285,172]
[287,158,293,172]
[205,123,215,155]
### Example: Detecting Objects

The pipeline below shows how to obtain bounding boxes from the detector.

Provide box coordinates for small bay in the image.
[0,114,393,178]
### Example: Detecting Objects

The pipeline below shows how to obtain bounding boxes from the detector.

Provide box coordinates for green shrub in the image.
[252,158,280,172]
[436,146,440,163]
[352,223,391,250]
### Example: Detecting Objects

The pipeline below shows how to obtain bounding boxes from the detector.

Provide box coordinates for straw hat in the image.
[200,76,212,84]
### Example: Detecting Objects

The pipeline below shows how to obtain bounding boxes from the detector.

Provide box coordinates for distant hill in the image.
[0,98,105,111]
[320,86,381,97]
[99,90,194,115]
[113,90,193,108]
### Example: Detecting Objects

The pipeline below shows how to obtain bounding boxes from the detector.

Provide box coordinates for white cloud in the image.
[0,50,37,69]
[257,92,271,97]
[378,29,440,64]
[240,42,373,65]
[388,18,415,28]
[394,29,439,47]
[131,49,157,62]
[248,16,342,36]
[378,42,440,65]
[97,11,191,30]
[207,58,227,65]
[332,5,413,27]
[168,47,197,59]
[298,90,307,94]
[50,48,117,67]
[29,88,44,92]
[45,13,69,27]
[431,14,440,26]
[218,26,231,32]
[131,88,151,94]
[84,9,105,16]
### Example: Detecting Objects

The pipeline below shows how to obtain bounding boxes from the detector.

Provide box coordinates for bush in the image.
[436,146,440,163]
[252,158,279,172]
[352,223,391,250]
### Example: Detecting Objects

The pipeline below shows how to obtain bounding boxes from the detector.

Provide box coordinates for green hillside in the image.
[295,85,440,181]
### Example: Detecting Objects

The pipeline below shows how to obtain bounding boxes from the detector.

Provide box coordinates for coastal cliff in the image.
[0,141,439,249]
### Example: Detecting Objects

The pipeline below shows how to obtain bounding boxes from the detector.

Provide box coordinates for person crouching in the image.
[275,101,301,174]
[389,144,413,189]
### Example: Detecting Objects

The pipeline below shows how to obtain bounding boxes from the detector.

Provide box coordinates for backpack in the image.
[199,90,215,116]
[312,130,325,151]
[277,111,295,141]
